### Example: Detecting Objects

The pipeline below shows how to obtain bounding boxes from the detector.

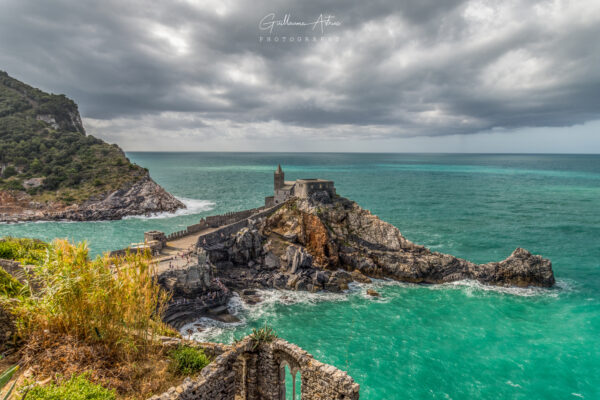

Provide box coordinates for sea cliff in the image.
[158,191,554,328]
[0,70,184,222]
[198,193,554,294]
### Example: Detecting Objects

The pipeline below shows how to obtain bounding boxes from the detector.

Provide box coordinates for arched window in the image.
[280,362,302,400]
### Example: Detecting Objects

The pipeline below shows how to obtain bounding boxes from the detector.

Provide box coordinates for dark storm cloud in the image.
[0,0,599,142]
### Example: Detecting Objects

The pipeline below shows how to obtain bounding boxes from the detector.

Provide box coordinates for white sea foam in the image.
[181,287,354,342]
[351,276,573,299]
[180,293,246,342]
[180,277,573,341]
[123,197,215,220]
[428,278,574,298]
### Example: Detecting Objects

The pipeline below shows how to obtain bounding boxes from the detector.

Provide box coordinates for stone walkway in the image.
[154,227,218,274]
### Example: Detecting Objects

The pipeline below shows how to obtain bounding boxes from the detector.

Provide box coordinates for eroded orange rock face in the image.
[299,212,338,268]
[264,206,338,268]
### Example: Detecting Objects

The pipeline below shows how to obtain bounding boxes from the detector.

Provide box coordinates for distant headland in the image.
[0,71,184,223]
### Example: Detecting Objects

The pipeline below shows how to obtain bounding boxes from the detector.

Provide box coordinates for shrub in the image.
[169,346,210,375]
[0,237,48,265]
[0,267,25,297]
[249,324,278,349]
[1,166,17,179]
[9,240,171,360]
[25,374,115,400]
[1,180,23,191]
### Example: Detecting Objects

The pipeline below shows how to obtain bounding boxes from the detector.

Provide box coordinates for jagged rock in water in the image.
[158,249,232,329]
[161,195,553,328]
[1,174,184,222]
[199,195,554,293]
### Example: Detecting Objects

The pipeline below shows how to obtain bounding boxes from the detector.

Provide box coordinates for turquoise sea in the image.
[1,153,599,399]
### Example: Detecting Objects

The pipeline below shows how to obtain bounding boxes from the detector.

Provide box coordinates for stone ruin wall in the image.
[149,337,360,400]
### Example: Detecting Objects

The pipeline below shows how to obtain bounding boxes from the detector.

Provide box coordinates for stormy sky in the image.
[1,0,599,152]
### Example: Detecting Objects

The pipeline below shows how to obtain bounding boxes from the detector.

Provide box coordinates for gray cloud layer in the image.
[1,0,599,148]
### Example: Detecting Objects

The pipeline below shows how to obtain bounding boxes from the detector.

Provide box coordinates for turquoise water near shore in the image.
[1,153,599,399]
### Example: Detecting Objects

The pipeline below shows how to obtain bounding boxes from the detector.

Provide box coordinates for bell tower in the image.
[274,164,284,190]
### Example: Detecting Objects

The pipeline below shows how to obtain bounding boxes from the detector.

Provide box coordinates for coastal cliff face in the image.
[0,173,184,222]
[201,192,554,294]
[0,70,185,221]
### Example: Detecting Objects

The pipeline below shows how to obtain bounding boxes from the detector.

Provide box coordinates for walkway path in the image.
[153,227,218,274]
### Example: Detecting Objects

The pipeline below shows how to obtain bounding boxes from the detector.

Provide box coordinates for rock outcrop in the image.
[158,250,232,329]
[198,194,554,294]
[0,174,184,222]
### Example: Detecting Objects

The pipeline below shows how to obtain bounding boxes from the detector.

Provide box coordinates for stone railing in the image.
[148,336,360,400]
[109,203,285,258]
[196,202,285,250]
[165,207,266,242]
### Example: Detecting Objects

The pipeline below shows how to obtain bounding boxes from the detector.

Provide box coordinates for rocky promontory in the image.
[0,173,184,222]
[0,70,185,222]
[195,192,554,297]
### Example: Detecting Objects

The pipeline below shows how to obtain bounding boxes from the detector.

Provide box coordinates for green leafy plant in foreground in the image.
[249,324,278,350]
[0,364,18,400]
[169,346,210,376]
[24,374,115,400]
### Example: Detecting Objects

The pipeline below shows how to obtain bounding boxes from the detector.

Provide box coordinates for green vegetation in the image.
[7,239,172,360]
[1,364,18,400]
[249,324,278,349]
[0,71,146,204]
[0,266,24,297]
[168,346,210,376]
[0,238,201,399]
[24,374,116,400]
[0,237,48,265]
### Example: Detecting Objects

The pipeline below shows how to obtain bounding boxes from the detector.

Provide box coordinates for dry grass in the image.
[2,239,193,399]
[18,333,184,399]
[10,240,172,361]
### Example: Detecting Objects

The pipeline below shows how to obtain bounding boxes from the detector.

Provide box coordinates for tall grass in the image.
[0,266,24,297]
[10,239,171,360]
[0,237,48,265]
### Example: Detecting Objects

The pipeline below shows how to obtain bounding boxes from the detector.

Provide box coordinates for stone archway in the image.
[280,360,301,400]
[275,350,302,400]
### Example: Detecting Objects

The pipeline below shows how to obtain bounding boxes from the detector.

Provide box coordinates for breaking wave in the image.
[123,197,215,220]
[181,277,573,342]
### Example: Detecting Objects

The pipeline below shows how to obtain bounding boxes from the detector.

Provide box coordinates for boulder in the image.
[351,269,372,283]
[286,245,313,273]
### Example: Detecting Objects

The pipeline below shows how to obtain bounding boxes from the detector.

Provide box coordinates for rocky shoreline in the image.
[157,192,555,328]
[0,174,185,223]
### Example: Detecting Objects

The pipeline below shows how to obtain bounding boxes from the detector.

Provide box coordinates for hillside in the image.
[0,71,184,221]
